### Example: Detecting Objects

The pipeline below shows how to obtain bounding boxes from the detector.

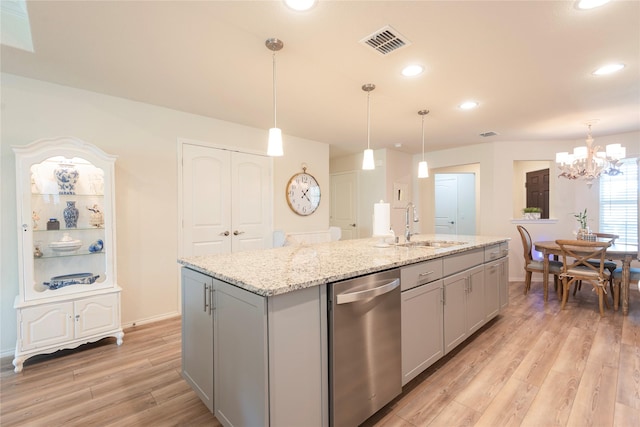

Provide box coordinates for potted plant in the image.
[522,207,542,220]
[574,208,590,239]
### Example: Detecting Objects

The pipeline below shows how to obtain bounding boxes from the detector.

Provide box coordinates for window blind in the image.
[599,158,638,246]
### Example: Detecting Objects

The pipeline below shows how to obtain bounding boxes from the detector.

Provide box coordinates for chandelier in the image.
[555,123,625,187]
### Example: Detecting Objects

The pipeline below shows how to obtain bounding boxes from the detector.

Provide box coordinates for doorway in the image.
[434,173,476,235]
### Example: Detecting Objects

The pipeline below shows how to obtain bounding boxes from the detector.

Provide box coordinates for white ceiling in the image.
[2,1,639,158]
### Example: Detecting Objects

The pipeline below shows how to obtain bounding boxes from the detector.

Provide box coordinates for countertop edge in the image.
[178,236,510,297]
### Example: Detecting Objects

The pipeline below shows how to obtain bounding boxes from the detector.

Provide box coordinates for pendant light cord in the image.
[272,52,277,128]
[421,114,425,161]
[367,91,371,149]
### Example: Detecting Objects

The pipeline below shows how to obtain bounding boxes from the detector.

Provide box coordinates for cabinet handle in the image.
[441,287,445,305]
[469,277,473,293]
[219,231,230,236]
[233,230,245,236]
[418,271,434,277]
[349,223,356,227]
[203,283,209,312]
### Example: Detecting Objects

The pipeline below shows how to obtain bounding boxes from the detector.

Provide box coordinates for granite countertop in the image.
[178,234,509,297]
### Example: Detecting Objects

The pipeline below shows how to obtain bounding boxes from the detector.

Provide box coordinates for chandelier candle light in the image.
[362,84,376,170]
[266,38,284,157]
[556,122,625,188]
[417,109,430,178]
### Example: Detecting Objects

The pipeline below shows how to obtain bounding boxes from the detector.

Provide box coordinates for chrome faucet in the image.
[405,202,419,242]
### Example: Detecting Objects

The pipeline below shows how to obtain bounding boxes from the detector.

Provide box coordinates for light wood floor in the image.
[1,281,639,427]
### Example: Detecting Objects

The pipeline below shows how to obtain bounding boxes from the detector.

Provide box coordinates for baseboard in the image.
[122,311,180,329]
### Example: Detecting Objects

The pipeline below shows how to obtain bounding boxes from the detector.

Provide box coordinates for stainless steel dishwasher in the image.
[328,268,402,427]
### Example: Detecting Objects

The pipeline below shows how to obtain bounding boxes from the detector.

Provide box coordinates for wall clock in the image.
[286,166,321,216]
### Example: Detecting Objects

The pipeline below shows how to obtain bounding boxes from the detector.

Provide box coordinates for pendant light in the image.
[362,83,376,170]
[417,109,430,178]
[266,38,284,157]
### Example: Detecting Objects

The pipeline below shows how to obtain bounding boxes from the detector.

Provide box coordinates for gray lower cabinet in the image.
[181,268,214,412]
[443,264,485,354]
[182,267,327,427]
[214,277,269,427]
[498,256,509,310]
[401,279,444,386]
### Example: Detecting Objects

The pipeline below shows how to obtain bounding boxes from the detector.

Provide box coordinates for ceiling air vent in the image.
[360,25,410,56]
[479,131,499,138]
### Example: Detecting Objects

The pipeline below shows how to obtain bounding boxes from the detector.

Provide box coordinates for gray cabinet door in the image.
[443,271,468,354]
[484,261,502,320]
[466,265,486,334]
[401,280,444,385]
[499,257,509,310]
[181,268,214,412]
[214,280,268,427]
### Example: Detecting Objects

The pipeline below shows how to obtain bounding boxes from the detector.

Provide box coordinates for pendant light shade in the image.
[266,38,284,157]
[362,83,376,170]
[418,109,430,178]
[268,128,283,156]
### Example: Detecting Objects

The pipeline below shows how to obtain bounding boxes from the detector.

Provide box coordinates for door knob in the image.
[233,230,245,236]
[349,223,356,227]
[219,231,229,236]
[449,221,455,224]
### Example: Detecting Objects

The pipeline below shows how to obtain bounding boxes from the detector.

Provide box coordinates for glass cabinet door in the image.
[15,138,117,302]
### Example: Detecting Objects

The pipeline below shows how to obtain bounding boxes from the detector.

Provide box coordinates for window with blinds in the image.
[599,158,638,246]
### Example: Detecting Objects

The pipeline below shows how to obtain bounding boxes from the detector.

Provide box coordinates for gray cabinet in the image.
[484,242,509,318]
[401,278,443,385]
[443,264,485,354]
[214,278,268,427]
[181,268,214,412]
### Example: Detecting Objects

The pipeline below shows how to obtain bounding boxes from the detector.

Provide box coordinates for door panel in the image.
[330,172,357,240]
[435,175,457,234]
[526,168,549,219]
[231,152,272,252]
[183,144,231,256]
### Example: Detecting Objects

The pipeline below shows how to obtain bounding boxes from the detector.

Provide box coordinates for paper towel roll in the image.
[373,201,391,237]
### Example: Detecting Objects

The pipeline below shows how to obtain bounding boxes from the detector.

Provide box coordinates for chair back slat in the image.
[555,239,611,278]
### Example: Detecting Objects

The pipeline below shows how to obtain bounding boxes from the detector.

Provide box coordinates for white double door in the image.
[182,143,272,256]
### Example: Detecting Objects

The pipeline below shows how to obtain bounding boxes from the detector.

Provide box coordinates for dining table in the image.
[534,240,638,315]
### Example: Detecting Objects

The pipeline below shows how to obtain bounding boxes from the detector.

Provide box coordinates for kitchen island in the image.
[179,234,509,427]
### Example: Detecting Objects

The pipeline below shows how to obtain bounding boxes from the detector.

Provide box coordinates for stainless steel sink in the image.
[398,240,466,248]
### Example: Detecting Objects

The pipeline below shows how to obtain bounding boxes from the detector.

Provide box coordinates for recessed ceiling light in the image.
[576,0,611,10]
[401,65,424,77]
[283,0,317,11]
[593,63,625,75]
[459,101,478,110]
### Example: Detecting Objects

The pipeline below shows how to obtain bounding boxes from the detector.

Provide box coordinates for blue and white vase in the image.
[63,201,79,228]
[54,164,79,195]
[89,239,104,253]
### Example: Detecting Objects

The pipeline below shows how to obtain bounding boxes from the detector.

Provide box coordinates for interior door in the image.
[182,144,231,256]
[526,168,549,219]
[230,152,272,251]
[435,175,457,234]
[330,172,358,240]
[182,144,272,255]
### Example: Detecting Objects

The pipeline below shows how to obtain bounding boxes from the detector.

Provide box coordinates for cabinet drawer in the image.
[484,242,509,262]
[443,248,484,277]
[401,259,443,291]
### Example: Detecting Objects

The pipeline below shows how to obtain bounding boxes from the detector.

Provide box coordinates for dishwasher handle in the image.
[336,278,400,304]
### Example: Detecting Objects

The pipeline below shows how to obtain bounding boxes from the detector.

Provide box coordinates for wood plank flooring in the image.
[1,281,638,427]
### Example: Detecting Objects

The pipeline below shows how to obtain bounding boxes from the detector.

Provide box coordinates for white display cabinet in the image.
[12,136,123,373]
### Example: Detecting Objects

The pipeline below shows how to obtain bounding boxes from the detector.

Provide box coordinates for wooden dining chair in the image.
[556,239,612,316]
[517,225,563,299]
[584,233,619,296]
[612,267,640,311]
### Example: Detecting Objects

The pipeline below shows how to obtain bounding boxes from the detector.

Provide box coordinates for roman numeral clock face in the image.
[286,171,321,216]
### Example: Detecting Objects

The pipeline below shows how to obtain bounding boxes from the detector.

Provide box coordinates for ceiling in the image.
[2,1,639,158]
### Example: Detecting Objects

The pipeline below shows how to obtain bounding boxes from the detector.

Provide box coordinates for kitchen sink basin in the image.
[398,240,467,248]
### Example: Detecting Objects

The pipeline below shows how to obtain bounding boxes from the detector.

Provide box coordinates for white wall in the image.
[414,133,640,281]
[0,74,329,355]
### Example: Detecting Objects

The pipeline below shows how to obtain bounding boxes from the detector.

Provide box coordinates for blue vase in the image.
[89,239,104,253]
[63,201,79,228]
[54,165,79,195]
